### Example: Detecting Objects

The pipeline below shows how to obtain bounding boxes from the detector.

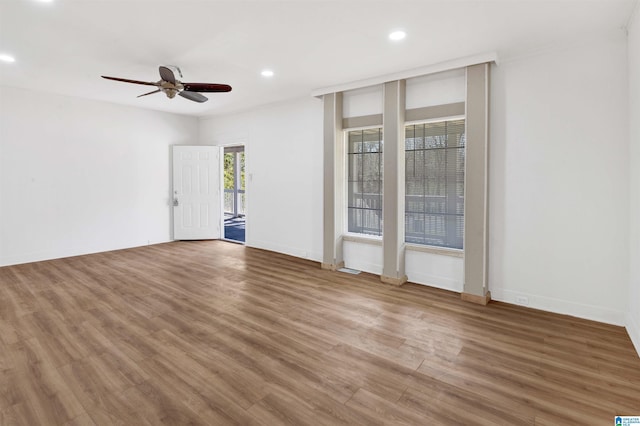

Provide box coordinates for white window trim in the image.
[405,242,463,258]
[404,117,466,250]
[342,232,383,246]
[344,126,384,237]
[405,114,465,126]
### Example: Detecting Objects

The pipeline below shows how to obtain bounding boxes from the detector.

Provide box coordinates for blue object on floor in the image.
[224,216,245,243]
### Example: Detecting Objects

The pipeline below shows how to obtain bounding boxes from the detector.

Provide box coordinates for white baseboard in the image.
[0,239,171,267]
[490,287,625,326]
[247,239,322,263]
[626,312,640,358]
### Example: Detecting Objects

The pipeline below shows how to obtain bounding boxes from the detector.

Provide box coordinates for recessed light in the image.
[389,30,406,41]
[261,69,274,77]
[0,54,16,63]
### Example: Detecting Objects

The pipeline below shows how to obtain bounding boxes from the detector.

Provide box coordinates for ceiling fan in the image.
[101,66,231,103]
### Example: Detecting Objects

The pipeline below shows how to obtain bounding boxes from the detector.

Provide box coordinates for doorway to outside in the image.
[223,146,245,243]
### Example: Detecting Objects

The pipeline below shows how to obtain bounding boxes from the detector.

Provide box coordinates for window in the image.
[405,119,465,249]
[347,128,383,236]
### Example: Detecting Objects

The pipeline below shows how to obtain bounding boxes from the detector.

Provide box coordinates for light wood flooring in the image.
[0,241,638,425]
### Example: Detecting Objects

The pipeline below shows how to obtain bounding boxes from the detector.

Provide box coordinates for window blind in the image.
[405,119,465,249]
[347,128,383,236]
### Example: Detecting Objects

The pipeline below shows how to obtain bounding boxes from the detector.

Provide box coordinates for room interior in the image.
[1,0,640,423]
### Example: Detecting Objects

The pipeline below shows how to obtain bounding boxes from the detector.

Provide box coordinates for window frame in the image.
[343,125,384,238]
[404,115,466,250]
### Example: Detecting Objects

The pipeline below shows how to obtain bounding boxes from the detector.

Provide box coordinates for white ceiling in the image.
[0,0,636,117]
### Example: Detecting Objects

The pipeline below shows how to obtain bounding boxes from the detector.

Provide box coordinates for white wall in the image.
[199,97,324,261]
[406,249,463,291]
[342,85,383,118]
[627,4,640,354]
[343,239,382,275]
[0,86,198,266]
[405,68,465,110]
[489,30,629,325]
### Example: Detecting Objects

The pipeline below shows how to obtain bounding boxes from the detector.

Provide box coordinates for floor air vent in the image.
[338,267,361,275]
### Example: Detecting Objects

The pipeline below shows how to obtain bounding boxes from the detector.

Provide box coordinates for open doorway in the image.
[223,146,245,243]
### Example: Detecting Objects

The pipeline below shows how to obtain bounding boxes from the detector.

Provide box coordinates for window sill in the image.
[342,233,383,246]
[341,236,463,257]
[405,243,463,258]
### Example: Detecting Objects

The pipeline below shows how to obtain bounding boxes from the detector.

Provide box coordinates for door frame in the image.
[221,142,247,244]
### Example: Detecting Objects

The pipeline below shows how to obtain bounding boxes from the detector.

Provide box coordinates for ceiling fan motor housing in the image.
[159,80,183,99]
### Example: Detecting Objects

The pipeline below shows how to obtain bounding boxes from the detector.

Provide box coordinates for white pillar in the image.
[322,93,345,270]
[462,63,491,305]
[381,80,407,285]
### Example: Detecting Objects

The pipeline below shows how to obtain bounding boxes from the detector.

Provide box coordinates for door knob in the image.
[173,198,179,206]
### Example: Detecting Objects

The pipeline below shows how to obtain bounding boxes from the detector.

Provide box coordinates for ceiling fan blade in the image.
[182,83,232,93]
[179,91,208,103]
[101,76,159,86]
[159,66,176,84]
[137,89,161,98]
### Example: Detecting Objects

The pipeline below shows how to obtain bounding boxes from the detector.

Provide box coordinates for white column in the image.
[462,63,491,304]
[322,93,345,270]
[381,80,407,285]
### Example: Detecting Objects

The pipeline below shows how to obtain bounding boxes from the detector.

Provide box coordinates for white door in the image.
[172,145,221,240]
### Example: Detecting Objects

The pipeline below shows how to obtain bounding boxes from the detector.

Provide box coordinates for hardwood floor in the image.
[0,241,638,425]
